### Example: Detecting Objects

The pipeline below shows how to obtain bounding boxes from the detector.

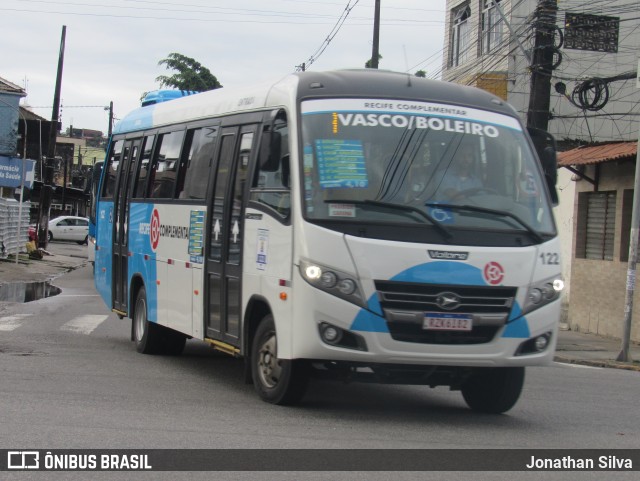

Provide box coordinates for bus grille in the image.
[374,280,517,345]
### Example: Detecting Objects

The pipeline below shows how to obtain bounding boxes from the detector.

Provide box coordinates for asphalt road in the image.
[1,247,638,481]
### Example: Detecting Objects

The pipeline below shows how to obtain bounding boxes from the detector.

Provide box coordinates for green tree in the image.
[365,54,383,69]
[415,70,426,78]
[155,53,223,91]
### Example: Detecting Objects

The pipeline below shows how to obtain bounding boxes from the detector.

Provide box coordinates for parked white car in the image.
[48,216,89,244]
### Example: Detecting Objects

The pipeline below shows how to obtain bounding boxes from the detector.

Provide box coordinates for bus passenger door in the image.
[112,138,140,313]
[206,125,256,344]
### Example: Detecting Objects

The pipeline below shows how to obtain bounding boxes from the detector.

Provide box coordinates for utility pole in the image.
[618,109,640,362]
[526,0,558,131]
[370,0,381,69]
[107,101,114,138]
[37,25,66,248]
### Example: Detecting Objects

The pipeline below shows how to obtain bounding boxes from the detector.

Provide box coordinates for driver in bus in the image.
[439,143,482,199]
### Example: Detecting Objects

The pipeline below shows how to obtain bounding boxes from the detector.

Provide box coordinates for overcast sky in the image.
[2,0,446,134]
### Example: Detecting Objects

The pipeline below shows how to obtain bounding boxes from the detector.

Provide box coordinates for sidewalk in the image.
[1,252,639,371]
[0,251,87,284]
[554,327,640,371]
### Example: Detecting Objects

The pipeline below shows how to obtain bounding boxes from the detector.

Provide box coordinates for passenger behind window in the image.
[439,143,482,199]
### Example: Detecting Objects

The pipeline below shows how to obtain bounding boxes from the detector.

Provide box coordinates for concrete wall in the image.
[443,0,640,143]
[508,0,640,143]
[567,161,640,342]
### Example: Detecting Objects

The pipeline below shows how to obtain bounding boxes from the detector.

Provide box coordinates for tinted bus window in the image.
[149,130,185,199]
[89,161,103,225]
[134,134,155,198]
[102,140,123,198]
[177,126,218,200]
[250,118,290,218]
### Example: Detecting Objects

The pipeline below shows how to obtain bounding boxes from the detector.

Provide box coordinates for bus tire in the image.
[461,367,525,414]
[251,315,308,405]
[132,286,162,354]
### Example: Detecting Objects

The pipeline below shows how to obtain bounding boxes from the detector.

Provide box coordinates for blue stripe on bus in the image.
[94,201,113,307]
[391,261,485,286]
[502,302,530,338]
[350,261,529,338]
[129,203,158,322]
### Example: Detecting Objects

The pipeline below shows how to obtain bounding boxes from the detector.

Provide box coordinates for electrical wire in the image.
[296,0,360,71]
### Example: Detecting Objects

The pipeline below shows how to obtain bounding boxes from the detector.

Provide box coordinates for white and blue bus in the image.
[94,69,563,413]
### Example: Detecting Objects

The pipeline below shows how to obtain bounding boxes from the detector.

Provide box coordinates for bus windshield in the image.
[300,98,555,238]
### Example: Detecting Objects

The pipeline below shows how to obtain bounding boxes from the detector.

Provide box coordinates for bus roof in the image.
[141,89,198,106]
[113,69,518,135]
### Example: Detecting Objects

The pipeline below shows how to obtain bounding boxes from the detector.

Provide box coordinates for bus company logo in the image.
[150,209,161,251]
[428,250,469,261]
[484,261,504,285]
[8,451,39,469]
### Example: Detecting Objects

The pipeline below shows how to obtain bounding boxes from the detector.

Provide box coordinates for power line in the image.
[7,0,441,25]
[296,0,361,71]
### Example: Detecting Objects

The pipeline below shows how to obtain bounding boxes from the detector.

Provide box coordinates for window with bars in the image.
[576,191,616,261]
[450,4,471,67]
[481,0,504,54]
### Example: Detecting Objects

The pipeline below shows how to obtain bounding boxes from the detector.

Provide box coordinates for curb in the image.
[554,355,640,372]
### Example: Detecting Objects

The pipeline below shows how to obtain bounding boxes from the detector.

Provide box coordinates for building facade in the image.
[442,0,640,341]
[442,0,639,143]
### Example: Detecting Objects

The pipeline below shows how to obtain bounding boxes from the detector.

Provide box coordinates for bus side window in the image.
[149,130,185,199]
[134,134,155,198]
[177,126,219,200]
[250,117,290,218]
[102,140,123,198]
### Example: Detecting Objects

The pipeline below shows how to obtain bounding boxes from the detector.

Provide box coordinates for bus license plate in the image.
[423,313,472,331]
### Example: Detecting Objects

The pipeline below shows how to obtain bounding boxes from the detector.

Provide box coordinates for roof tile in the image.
[558,142,637,166]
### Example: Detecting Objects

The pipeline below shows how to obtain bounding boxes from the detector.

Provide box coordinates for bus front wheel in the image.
[251,315,308,405]
[461,367,525,414]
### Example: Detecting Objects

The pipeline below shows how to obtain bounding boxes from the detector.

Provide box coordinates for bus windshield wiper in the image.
[425,202,544,243]
[326,199,453,240]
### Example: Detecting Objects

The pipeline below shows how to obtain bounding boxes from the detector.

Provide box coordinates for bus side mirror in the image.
[527,127,559,206]
[259,130,282,172]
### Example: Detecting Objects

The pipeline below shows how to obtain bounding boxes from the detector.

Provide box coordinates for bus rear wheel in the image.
[132,287,187,355]
[251,315,308,405]
[133,286,162,354]
[461,367,525,414]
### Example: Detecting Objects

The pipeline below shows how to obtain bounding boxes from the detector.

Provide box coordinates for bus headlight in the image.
[299,258,364,307]
[337,279,357,295]
[522,276,564,315]
[321,271,338,288]
[305,265,322,280]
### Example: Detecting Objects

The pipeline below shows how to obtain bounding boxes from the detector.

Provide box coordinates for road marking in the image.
[61,315,109,335]
[0,314,33,331]
[555,362,602,370]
